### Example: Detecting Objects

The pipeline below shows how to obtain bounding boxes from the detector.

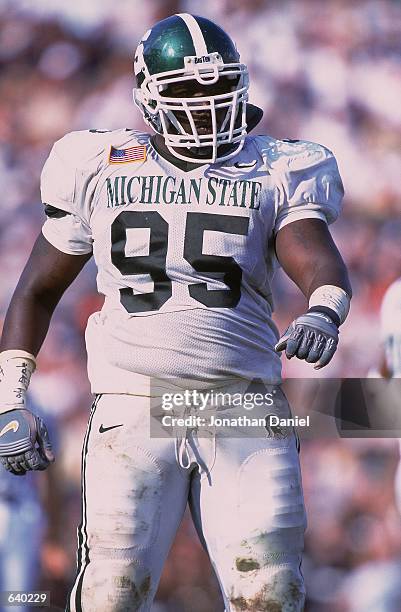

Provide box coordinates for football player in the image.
[0,14,352,612]
[379,277,401,379]
[377,278,401,515]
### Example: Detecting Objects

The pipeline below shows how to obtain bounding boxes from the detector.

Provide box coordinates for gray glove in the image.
[275,311,339,369]
[0,408,54,475]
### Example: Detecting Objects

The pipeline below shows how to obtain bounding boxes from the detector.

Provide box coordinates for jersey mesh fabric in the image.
[40,129,344,391]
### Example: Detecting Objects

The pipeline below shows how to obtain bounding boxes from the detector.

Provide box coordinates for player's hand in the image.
[0,408,55,475]
[275,311,339,369]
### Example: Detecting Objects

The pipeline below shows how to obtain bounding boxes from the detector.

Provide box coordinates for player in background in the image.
[379,278,401,379]
[377,278,401,514]
[0,14,351,611]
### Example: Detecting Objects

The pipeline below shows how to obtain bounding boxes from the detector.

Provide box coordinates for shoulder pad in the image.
[52,128,150,167]
[254,136,344,228]
[264,138,334,171]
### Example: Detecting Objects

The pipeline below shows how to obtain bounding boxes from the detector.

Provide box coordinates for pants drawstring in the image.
[174,405,193,469]
[176,434,192,469]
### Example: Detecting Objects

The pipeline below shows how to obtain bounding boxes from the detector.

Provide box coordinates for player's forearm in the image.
[275,219,352,300]
[299,258,352,301]
[0,288,60,355]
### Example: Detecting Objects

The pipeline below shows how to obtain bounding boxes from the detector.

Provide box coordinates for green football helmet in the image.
[133,13,249,163]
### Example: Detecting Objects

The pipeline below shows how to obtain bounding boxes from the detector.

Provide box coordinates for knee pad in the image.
[71,558,153,612]
[229,566,305,612]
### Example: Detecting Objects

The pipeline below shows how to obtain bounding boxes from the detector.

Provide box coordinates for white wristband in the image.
[308,285,351,325]
[0,351,36,414]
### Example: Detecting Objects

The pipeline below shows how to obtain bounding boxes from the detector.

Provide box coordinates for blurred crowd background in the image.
[0,0,401,610]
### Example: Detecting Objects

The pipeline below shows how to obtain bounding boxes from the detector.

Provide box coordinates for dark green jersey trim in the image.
[44,204,69,219]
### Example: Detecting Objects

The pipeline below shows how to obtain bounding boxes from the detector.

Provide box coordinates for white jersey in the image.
[380,278,401,377]
[40,129,343,392]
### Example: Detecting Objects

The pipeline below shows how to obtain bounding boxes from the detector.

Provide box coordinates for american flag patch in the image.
[109,145,147,164]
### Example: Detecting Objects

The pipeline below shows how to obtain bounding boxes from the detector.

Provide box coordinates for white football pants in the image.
[67,384,306,611]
